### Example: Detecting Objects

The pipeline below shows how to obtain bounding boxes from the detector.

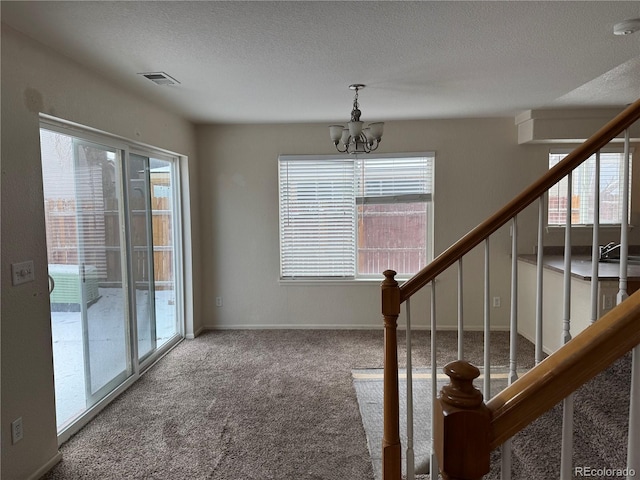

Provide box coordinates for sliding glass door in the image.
[40,124,183,436]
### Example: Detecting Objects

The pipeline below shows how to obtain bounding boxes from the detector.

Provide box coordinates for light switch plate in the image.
[11,260,35,285]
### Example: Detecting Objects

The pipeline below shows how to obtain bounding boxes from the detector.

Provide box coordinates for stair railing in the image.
[432,289,640,480]
[381,98,640,480]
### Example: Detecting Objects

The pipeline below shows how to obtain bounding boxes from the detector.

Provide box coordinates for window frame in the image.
[278,152,434,283]
[546,147,633,229]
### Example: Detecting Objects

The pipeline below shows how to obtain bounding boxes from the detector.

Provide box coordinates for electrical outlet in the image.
[603,294,613,310]
[492,296,501,308]
[216,297,223,307]
[11,417,23,444]
[11,261,34,286]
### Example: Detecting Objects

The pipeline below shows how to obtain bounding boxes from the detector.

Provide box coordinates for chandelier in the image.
[329,84,384,154]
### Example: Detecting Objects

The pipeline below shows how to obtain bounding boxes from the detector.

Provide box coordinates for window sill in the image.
[279,277,414,286]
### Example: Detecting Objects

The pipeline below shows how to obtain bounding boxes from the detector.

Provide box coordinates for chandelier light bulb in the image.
[329,125,344,143]
[340,128,350,146]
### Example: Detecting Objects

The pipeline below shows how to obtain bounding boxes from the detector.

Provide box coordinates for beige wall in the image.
[196,116,639,335]
[1,26,199,479]
[196,118,539,332]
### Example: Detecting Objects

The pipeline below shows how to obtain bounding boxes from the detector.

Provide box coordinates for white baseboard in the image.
[397,325,512,332]
[201,324,382,330]
[28,452,62,480]
[186,325,205,339]
[517,329,554,355]
[199,324,512,331]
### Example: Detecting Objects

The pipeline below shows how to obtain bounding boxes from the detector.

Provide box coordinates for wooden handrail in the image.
[486,289,640,449]
[400,98,640,301]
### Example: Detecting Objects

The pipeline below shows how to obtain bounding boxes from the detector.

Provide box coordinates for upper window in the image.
[548,151,632,226]
[278,153,434,279]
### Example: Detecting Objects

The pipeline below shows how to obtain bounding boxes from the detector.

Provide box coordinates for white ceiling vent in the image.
[138,72,180,86]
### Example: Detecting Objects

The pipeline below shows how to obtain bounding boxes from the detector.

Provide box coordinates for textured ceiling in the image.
[2,1,640,124]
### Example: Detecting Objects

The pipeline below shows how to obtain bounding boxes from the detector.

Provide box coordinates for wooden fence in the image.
[44,197,174,289]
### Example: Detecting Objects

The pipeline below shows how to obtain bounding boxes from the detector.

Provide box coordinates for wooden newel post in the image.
[381,269,401,480]
[434,360,491,480]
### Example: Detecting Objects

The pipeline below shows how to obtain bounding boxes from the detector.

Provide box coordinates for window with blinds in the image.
[279,154,434,279]
[548,151,632,226]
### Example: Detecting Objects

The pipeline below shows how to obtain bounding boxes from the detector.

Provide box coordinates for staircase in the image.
[381,98,640,480]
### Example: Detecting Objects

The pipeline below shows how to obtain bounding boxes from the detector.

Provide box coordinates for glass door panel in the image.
[149,157,178,348]
[41,129,86,430]
[73,139,131,403]
[41,128,132,430]
[128,154,156,361]
[128,153,179,361]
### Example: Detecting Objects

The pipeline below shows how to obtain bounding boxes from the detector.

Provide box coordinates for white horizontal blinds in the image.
[41,129,80,267]
[279,158,356,278]
[355,156,433,276]
[355,156,433,203]
[548,152,632,225]
[74,140,120,284]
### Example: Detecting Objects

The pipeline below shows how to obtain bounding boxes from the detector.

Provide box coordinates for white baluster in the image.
[560,172,573,480]
[484,238,491,398]
[627,345,640,479]
[590,151,600,323]
[618,129,630,304]
[501,217,519,480]
[405,298,415,480]
[562,171,573,346]
[430,281,439,478]
[458,258,464,359]
[561,393,575,480]
[535,195,544,364]
[501,439,513,480]
[509,216,519,385]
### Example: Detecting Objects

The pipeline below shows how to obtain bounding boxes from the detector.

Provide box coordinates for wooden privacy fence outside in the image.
[44,198,174,289]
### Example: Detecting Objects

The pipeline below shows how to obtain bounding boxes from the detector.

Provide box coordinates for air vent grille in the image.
[138,72,180,86]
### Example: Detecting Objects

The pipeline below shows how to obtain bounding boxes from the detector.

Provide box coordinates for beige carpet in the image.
[42,330,536,479]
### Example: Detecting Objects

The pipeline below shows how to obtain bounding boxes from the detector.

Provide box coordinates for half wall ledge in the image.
[516,107,640,144]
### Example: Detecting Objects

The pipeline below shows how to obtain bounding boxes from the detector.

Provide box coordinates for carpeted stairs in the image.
[363,351,633,480]
[402,353,633,480]
[484,351,632,480]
